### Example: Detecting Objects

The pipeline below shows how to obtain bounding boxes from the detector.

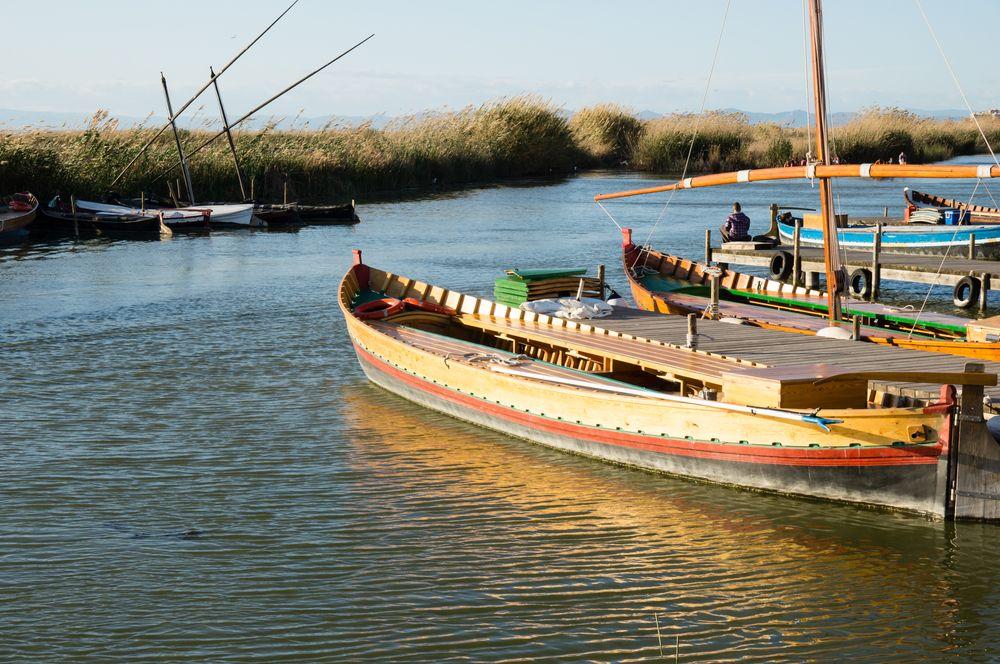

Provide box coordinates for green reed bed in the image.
[2,103,999,202]
[0,98,578,202]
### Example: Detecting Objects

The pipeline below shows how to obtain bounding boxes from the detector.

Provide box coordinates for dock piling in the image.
[980,272,990,312]
[709,275,720,319]
[597,264,606,299]
[705,229,712,264]
[951,362,1000,520]
[871,222,882,301]
[792,225,801,289]
[969,233,976,260]
[851,315,861,341]
[686,314,698,349]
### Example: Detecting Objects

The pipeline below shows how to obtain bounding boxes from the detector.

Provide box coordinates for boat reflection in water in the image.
[337,383,998,661]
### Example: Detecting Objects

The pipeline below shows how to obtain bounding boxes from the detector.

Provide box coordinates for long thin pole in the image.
[161,74,196,205]
[149,33,375,185]
[109,0,300,188]
[593,163,1000,200]
[210,66,248,201]
[808,0,843,323]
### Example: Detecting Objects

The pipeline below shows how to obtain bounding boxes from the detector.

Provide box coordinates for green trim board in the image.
[504,268,587,282]
[728,288,968,335]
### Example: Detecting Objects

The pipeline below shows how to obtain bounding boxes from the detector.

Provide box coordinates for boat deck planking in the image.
[595,308,1000,409]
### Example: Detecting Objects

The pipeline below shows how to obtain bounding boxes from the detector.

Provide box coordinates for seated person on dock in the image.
[721,202,751,242]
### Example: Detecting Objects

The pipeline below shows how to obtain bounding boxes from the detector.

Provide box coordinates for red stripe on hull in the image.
[352,342,940,468]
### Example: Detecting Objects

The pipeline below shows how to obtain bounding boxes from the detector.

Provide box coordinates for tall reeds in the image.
[2,103,999,202]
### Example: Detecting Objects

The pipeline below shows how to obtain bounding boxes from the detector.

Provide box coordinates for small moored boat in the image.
[619,228,1000,362]
[904,188,1000,224]
[39,200,170,238]
[296,201,359,225]
[73,198,208,232]
[0,193,39,242]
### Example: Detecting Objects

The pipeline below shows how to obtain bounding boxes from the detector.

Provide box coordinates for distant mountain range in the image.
[0,107,974,131]
[0,108,392,131]
[635,108,972,127]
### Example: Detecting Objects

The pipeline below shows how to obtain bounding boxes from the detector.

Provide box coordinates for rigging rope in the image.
[598,0,731,272]
[906,178,981,339]
[915,0,1000,168]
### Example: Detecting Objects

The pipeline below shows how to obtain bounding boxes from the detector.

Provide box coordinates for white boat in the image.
[75,200,260,229]
[191,203,261,228]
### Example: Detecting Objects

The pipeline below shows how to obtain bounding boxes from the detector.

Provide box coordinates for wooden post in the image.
[709,275,720,319]
[950,361,1000,521]
[883,205,888,217]
[969,233,976,260]
[686,313,698,349]
[167,180,179,208]
[979,272,989,313]
[705,229,712,264]
[792,224,801,289]
[597,264,605,299]
[283,177,289,205]
[250,175,255,201]
[140,191,145,213]
[575,278,585,301]
[177,178,183,204]
[871,222,882,302]
[851,315,861,341]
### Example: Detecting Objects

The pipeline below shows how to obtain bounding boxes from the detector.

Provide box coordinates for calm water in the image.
[2,162,999,662]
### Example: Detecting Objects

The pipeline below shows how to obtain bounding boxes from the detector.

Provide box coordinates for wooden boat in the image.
[340,250,1000,520]
[619,228,1000,361]
[0,193,38,242]
[295,201,360,225]
[38,202,171,238]
[905,188,1000,224]
[75,198,209,232]
[79,198,258,229]
[775,214,1000,258]
[253,203,301,227]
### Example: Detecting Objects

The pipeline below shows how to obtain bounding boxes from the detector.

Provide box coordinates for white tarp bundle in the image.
[520,297,614,320]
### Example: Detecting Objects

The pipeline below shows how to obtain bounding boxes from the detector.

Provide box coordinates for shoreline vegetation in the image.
[2,98,1000,202]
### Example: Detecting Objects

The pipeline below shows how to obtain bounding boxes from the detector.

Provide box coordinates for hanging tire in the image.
[769,251,793,281]
[953,276,981,309]
[848,268,873,299]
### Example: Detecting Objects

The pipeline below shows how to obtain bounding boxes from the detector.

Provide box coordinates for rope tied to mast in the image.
[594,0,732,271]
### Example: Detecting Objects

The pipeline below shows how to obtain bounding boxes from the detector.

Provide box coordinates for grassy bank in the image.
[2,102,999,202]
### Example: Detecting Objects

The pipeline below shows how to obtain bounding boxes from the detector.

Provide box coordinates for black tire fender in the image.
[953,276,981,309]
[769,251,793,281]
[848,268,873,299]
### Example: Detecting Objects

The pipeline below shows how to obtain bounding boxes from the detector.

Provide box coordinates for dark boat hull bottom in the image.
[355,345,948,518]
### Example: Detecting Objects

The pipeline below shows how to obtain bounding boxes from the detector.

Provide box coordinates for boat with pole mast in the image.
[596,0,1000,360]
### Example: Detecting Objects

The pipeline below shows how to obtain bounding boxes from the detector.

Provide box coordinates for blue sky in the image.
[4,0,999,120]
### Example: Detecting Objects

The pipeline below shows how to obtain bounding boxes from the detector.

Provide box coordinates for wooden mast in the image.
[807,0,843,324]
[161,73,196,205]
[209,66,248,201]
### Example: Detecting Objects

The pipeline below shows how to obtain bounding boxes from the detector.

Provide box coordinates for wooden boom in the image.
[594,163,1000,201]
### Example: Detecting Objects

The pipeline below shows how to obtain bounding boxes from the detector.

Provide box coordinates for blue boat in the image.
[777,216,1000,258]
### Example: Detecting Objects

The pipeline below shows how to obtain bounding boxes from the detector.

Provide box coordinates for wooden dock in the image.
[709,233,1000,311]
[596,308,1000,413]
